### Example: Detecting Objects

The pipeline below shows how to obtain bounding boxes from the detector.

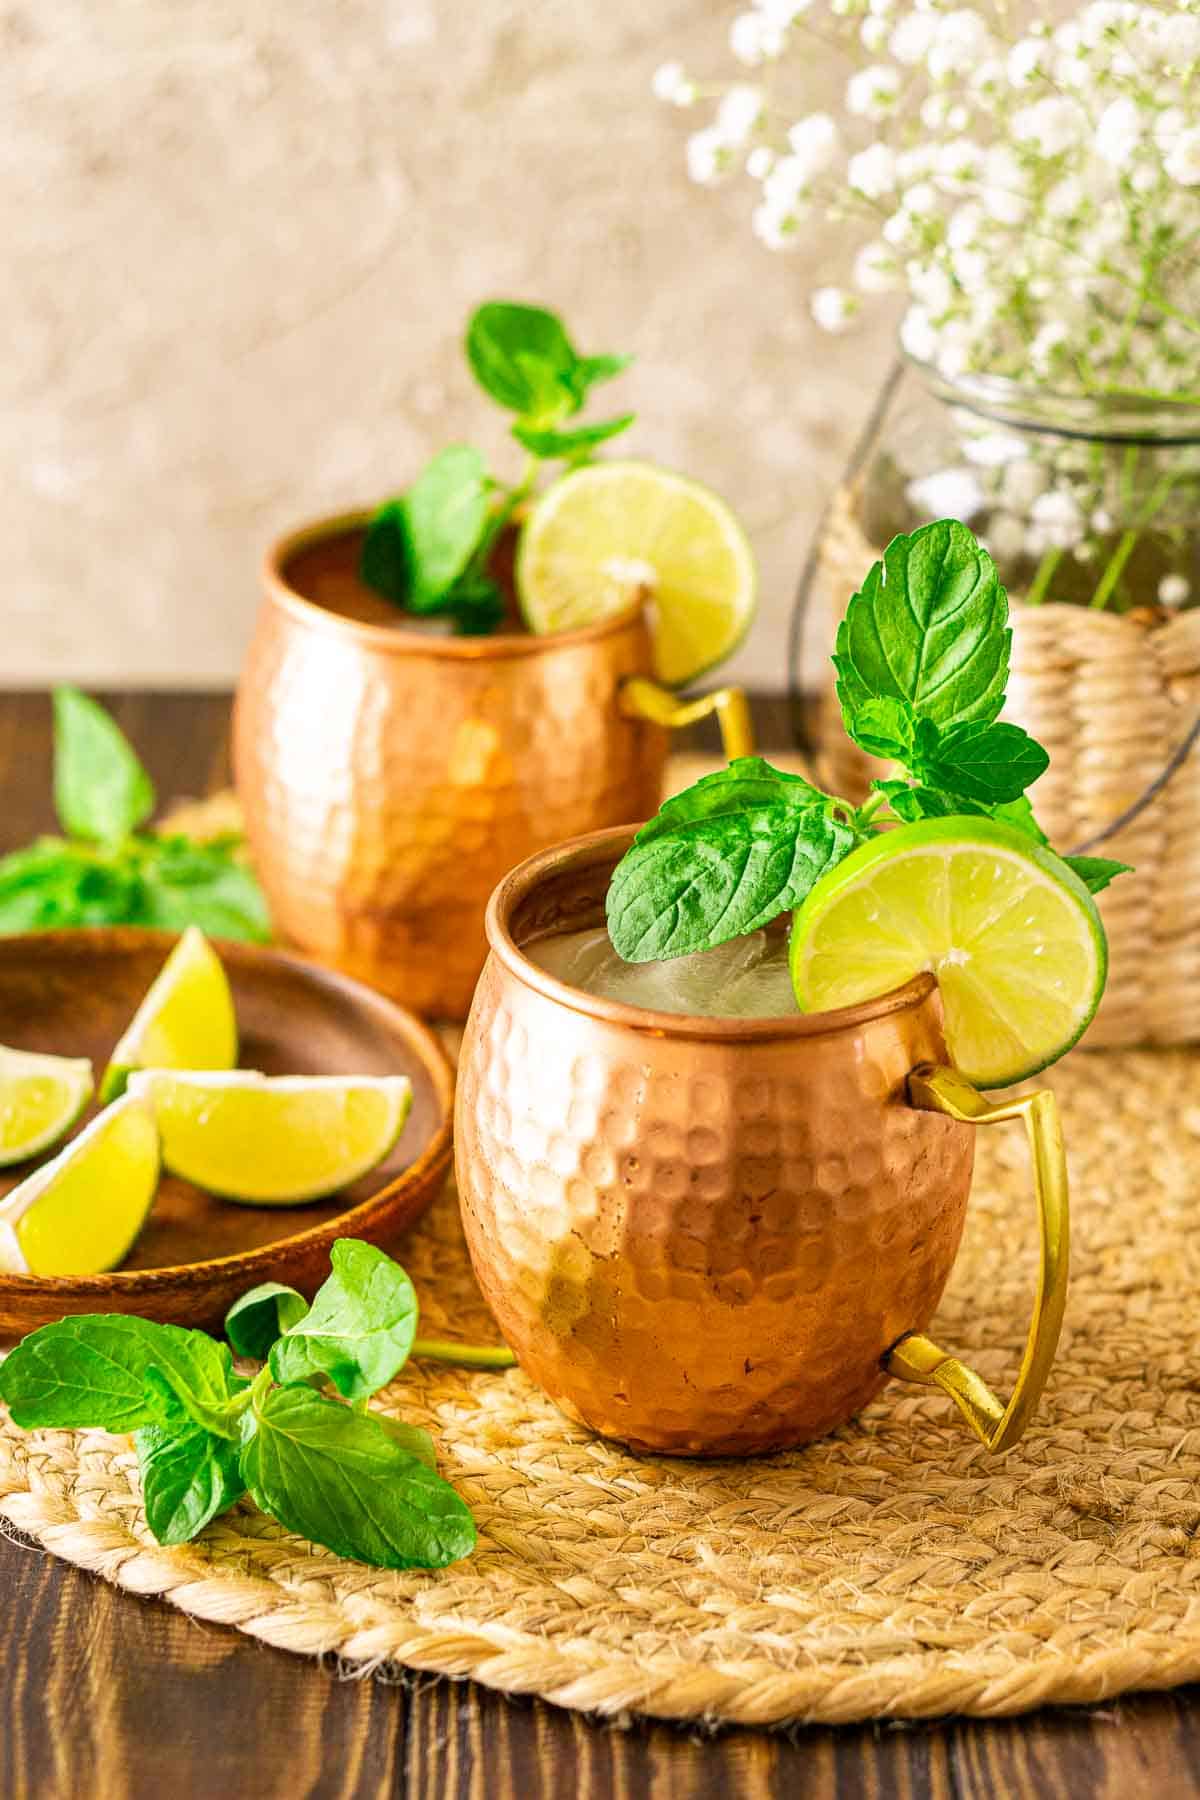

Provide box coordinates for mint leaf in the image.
[375,1417,438,1468]
[834,521,1010,737]
[607,767,855,961]
[1063,855,1133,894]
[134,838,271,942]
[0,841,94,932]
[872,779,988,823]
[225,1282,309,1360]
[570,352,634,395]
[917,720,1050,804]
[846,696,915,761]
[444,571,505,636]
[135,1415,245,1545]
[401,447,490,610]
[634,757,832,845]
[53,687,155,843]
[511,414,635,459]
[269,1239,418,1401]
[992,795,1050,844]
[360,501,409,606]
[240,1385,476,1569]
[142,1350,247,1441]
[0,1315,220,1432]
[466,302,582,417]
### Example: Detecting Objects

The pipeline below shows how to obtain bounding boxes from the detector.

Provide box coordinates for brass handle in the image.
[885,1064,1069,1453]
[619,677,756,763]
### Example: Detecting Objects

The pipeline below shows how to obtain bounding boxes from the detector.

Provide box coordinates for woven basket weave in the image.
[814,485,1200,1049]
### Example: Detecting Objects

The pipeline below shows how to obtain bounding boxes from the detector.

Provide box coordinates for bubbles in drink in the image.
[525,927,799,1019]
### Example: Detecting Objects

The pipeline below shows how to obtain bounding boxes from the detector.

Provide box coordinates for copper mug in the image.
[233,511,753,1020]
[455,827,1069,1457]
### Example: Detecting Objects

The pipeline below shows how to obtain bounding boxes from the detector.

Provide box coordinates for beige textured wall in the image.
[3,0,893,691]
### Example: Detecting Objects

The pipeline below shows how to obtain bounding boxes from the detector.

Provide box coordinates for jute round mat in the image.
[4,1046,1200,1728]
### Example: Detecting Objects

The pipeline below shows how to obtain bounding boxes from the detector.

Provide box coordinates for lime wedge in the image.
[128,1071,412,1204]
[101,926,236,1103]
[517,460,756,686]
[788,817,1106,1088]
[0,1046,94,1167]
[0,1095,160,1275]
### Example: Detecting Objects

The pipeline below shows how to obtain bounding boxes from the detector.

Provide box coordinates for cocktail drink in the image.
[234,306,756,1020]
[457,516,1115,1458]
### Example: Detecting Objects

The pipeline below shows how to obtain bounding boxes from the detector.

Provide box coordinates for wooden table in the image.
[1,692,1197,1800]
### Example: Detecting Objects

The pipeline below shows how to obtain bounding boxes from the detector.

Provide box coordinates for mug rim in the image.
[262,509,647,661]
[485,824,938,1042]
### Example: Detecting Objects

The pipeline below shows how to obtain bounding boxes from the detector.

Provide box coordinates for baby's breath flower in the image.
[717,84,766,143]
[1095,95,1142,163]
[846,63,904,116]
[788,111,841,170]
[1166,126,1200,184]
[848,140,898,195]
[1160,573,1192,605]
[811,285,858,329]
[687,127,735,185]
[652,61,691,104]
[854,239,902,289]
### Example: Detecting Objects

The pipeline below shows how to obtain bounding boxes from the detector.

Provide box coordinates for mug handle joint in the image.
[884,1064,1069,1454]
[619,678,756,763]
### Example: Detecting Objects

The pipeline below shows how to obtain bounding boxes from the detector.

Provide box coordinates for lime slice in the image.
[517,460,757,686]
[101,926,236,1103]
[128,1071,412,1205]
[0,1045,94,1168]
[0,1095,160,1275]
[788,817,1106,1088]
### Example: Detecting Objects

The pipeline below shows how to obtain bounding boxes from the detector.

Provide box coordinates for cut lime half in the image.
[0,1095,160,1276]
[517,460,756,686]
[101,926,237,1102]
[0,1045,94,1167]
[789,817,1106,1088]
[128,1071,413,1205]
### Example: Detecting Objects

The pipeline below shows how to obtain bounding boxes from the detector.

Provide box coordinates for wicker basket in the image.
[813,484,1200,1049]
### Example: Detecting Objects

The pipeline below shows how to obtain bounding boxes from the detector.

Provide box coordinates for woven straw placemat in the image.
[3,1044,1200,1728]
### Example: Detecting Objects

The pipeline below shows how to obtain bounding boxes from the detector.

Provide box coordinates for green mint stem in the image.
[468,453,541,577]
[410,1338,516,1370]
[1024,547,1063,607]
[1088,526,1139,610]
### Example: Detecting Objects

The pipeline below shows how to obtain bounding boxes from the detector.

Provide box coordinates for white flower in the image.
[652,62,690,105]
[1012,98,1084,157]
[907,467,986,518]
[787,111,840,172]
[746,145,775,179]
[716,84,765,145]
[1095,97,1142,165]
[1007,37,1047,86]
[1030,320,1069,371]
[853,239,900,291]
[926,9,992,80]
[753,202,800,249]
[902,180,939,215]
[983,511,1027,564]
[730,10,784,64]
[686,128,734,186]
[908,257,954,311]
[980,146,1029,224]
[1160,574,1191,606]
[810,285,856,331]
[960,431,1028,467]
[1003,458,1050,509]
[1166,126,1200,185]
[846,64,902,119]
[847,141,897,198]
[899,304,939,361]
[1030,487,1086,550]
[890,10,938,63]
[882,207,920,248]
[756,0,814,23]
[763,153,816,206]
[970,57,1006,95]
[1045,176,1086,219]
[861,15,891,52]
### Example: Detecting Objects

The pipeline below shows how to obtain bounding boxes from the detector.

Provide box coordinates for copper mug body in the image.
[234,513,680,1020]
[455,828,1070,1457]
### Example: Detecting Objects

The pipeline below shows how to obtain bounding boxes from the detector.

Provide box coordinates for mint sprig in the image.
[607,519,1132,960]
[0,688,270,941]
[0,1238,511,1570]
[361,301,634,633]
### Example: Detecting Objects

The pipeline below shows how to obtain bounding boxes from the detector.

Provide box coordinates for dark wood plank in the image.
[2,691,1199,1800]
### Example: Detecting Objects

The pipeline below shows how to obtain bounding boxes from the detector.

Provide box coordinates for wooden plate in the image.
[0,930,455,1338]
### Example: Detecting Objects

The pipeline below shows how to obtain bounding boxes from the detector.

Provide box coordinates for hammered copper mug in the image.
[233,511,753,1020]
[455,826,1070,1457]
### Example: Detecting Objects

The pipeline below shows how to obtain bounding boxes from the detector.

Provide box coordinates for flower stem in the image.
[1088,529,1138,610]
[411,1337,517,1370]
[1024,548,1063,607]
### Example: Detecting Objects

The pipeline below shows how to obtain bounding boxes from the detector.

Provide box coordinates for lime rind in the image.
[0,1095,160,1276]
[789,817,1107,1088]
[0,1045,94,1168]
[100,926,237,1102]
[128,1070,413,1205]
